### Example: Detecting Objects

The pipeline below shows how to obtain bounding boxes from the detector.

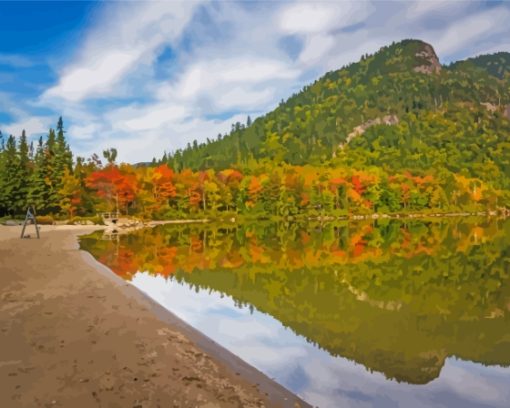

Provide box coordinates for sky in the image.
[0,0,509,163]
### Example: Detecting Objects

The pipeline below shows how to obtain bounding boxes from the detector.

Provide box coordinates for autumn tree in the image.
[59,168,81,218]
[86,165,138,214]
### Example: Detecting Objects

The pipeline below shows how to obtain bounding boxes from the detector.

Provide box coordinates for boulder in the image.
[3,220,20,226]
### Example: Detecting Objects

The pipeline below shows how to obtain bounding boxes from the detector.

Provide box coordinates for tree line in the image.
[0,117,507,220]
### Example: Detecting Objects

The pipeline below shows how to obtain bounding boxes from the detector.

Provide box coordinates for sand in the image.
[0,225,308,408]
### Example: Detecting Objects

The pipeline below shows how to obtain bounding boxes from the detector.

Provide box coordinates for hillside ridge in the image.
[162,38,510,196]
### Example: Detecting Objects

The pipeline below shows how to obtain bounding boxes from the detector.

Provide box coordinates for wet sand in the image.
[0,225,308,408]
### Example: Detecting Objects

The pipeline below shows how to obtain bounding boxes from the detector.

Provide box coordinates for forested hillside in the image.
[166,40,510,191]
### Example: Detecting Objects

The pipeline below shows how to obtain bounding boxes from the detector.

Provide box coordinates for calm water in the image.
[80,218,510,408]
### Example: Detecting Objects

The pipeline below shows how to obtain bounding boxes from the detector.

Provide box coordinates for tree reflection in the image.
[80,217,510,384]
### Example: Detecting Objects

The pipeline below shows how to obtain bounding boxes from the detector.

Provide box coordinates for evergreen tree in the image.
[29,136,48,212]
[14,130,31,212]
[56,116,73,171]
[3,135,19,215]
[0,131,5,215]
[53,117,73,207]
[29,141,34,161]
[43,129,60,213]
[73,156,95,215]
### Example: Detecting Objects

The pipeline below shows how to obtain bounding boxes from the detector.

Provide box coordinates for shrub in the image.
[36,215,55,225]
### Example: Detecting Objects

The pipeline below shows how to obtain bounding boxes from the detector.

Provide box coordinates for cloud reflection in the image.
[130,272,510,408]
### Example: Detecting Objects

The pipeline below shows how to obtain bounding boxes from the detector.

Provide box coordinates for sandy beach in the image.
[0,225,308,408]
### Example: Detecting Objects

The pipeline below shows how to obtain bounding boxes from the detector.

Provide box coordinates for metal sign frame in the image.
[20,206,40,239]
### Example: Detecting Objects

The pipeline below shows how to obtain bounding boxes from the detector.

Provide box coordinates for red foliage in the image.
[86,166,138,211]
[351,175,364,195]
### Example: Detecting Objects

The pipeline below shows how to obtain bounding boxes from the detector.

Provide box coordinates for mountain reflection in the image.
[80,217,510,384]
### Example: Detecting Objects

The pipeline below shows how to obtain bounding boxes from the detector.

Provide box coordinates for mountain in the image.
[449,52,510,80]
[164,39,510,191]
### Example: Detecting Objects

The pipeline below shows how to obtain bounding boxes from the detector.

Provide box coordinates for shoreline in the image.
[4,209,506,232]
[309,209,509,222]
[0,225,309,408]
[140,210,509,228]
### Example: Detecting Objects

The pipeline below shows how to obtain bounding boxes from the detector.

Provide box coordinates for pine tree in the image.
[45,128,61,212]
[29,136,48,212]
[56,116,73,171]
[73,156,97,215]
[52,117,74,211]
[30,128,61,214]
[15,130,31,212]
[3,135,19,214]
[0,131,6,215]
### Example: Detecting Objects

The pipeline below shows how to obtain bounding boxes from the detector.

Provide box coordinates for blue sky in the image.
[1,0,509,162]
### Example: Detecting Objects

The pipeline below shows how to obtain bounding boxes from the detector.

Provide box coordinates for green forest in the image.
[1,40,509,220]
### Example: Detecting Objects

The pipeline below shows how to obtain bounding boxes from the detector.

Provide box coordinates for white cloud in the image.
[43,1,202,102]
[215,87,275,111]
[405,0,473,20]
[45,51,141,102]
[479,42,510,55]
[159,57,299,103]
[1,116,52,138]
[67,123,101,141]
[320,36,390,72]
[433,6,510,57]
[279,1,372,34]
[299,34,336,65]
[279,3,340,34]
[108,103,191,132]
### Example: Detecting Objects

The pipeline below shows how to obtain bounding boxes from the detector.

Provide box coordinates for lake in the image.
[80,217,510,408]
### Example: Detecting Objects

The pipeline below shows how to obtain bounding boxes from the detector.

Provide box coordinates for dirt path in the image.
[0,226,308,408]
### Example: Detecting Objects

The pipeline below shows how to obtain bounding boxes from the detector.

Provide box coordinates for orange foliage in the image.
[152,164,176,203]
[248,176,263,202]
[86,166,138,212]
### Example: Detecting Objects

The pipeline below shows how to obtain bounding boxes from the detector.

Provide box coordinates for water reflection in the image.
[80,218,510,407]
